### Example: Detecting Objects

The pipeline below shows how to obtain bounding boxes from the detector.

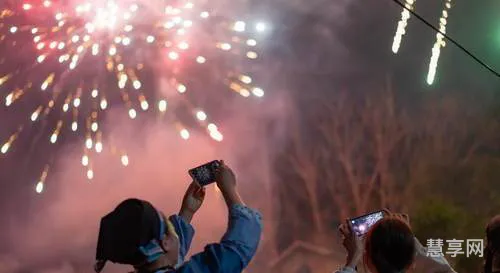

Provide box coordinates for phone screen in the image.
[350,211,385,236]
[189,160,220,186]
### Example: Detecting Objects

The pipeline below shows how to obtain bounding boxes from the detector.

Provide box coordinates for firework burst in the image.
[0,0,267,193]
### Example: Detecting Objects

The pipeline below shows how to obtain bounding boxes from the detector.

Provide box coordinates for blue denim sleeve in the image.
[176,205,262,273]
[220,204,262,267]
[169,215,195,262]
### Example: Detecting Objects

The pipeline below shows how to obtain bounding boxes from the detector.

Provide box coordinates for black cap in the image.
[96,199,163,265]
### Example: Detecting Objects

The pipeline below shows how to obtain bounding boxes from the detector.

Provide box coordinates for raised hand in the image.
[179,181,206,223]
[339,222,363,268]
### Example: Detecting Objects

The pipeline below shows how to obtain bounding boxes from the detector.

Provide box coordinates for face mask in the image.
[165,220,183,269]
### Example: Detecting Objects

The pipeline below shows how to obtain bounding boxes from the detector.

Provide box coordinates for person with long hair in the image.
[336,211,456,273]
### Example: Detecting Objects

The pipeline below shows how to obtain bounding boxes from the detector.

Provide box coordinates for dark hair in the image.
[485,216,500,273]
[364,217,415,273]
[96,199,162,266]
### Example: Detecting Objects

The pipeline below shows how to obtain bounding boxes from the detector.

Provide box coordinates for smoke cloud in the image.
[0,87,289,273]
[0,0,358,272]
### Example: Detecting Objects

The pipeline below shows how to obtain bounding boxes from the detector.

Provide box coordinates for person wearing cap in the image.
[95,161,262,273]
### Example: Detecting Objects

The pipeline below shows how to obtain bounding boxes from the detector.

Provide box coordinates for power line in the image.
[390,0,500,79]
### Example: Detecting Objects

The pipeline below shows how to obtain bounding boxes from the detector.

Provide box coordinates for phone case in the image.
[349,210,385,236]
[189,161,220,186]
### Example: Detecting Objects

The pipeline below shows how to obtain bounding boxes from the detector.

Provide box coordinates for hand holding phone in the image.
[339,222,363,268]
[189,160,221,186]
[383,208,411,226]
[214,161,236,189]
[349,210,386,237]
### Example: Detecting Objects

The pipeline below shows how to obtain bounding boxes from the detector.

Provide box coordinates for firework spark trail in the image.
[0,0,267,193]
[391,0,415,54]
[427,0,452,85]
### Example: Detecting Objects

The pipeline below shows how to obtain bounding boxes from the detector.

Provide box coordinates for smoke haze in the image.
[0,0,358,272]
[0,89,289,272]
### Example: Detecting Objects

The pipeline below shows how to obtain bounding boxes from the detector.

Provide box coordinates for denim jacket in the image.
[155,204,262,273]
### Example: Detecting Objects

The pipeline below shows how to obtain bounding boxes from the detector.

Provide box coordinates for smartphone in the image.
[349,210,385,237]
[188,160,221,186]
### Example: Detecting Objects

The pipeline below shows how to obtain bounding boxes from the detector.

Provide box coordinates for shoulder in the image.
[174,245,244,273]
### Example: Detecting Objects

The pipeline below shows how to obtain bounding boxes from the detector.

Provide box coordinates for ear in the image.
[161,235,173,252]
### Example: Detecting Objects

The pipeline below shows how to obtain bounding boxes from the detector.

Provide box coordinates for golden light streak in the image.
[256,22,266,32]
[240,75,252,84]
[0,74,11,86]
[35,181,44,193]
[72,108,78,131]
[427,0,452,85]
[109,46,117,56]
[196,56,206,64]
[196,111,207,121]
[118,73,128,89]
[82,154,89,166]
[49,120,63,144]
[86,137,93,149]
[87,168,94,180]
[180,128,190,140]
[95,142,103,153]
[246,39,257,46]
[92,43,99,55]
[121,154,129,166]
[178,41,189,50]
[41,73,55,91]
[177,84,186,93]
[133,80,141,90]
[1,127,22,154]
[246,51,258,59]
[129,108,137,119]
[139,97,149,110]
[392,0,416,54]
[219,43,231,51]
[168,51,179,60]
[36,164,50,194]
[73,97,81,107]
[37,55,47,63]
[4,84,28,106]
[209,130,223,142]
[252,87,265,97]
[158,100,167,112]
[31,106,43,121]
[240,89,250,97]
[91,122,98,132]
[207,123,217,131]
[233,21,246,32]
[100,99,108,110]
